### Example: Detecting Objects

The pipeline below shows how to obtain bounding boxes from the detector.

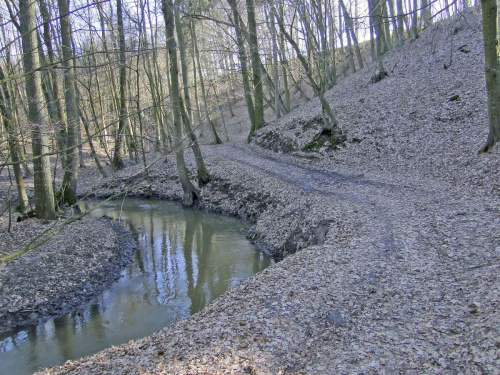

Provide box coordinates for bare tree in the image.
[18,0,56,219]
[111,0,128,169]
[161,0,200,206]
[276,11,340,136]
[57,0,79,205]
[480,0,500,152]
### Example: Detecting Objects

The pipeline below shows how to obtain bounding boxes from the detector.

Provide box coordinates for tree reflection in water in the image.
[0,199,270,375]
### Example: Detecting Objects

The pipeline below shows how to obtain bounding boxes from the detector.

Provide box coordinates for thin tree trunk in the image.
[132,32,151,194]
[9,85,32,177]
[19,0,56,219]
[161,0,200,206]
[97,1,121,152]
[326,0,337,88]
[344,16,356,73]
[0,67,29,213]
[112,0,127,169]
[269,1,280,120]
[190,24,203,133]
[369,22,376,62]
[142,0,165,151]
[339,0,363,70]
[210,80,229,142]
[88,27,111,156]
[278,1,291,111]
[480,0,500,152]
[77,87,107,177]
[387,0,399,45]
[190,20,222,144]
[57,0,78,205]
[276,15,339,134]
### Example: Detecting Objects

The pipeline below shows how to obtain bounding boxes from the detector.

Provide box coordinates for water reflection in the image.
[0,199,270,375]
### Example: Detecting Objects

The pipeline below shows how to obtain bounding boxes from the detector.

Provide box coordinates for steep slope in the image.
[254,8,499,194]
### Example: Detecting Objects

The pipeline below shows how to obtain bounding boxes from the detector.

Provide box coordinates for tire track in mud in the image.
[221,145,409,255]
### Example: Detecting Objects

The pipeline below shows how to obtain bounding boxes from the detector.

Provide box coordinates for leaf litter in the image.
[0,7,498,374]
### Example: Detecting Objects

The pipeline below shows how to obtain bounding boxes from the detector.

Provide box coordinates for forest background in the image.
[0,0,498,224]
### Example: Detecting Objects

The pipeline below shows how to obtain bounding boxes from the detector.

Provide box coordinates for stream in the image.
[0,199,270,375]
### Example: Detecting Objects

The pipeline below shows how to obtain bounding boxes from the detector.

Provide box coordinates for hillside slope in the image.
[254,7,499,194]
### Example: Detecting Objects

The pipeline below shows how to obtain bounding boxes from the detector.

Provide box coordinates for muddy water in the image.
[0,199,270,375]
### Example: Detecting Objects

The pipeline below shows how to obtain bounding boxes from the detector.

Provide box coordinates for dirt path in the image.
[213,144,499,373]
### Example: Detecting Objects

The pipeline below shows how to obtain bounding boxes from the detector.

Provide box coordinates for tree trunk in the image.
[344,16,356,73]
[227,0,255,132]
[0,67,29,213]
[276,14,339,133]
[173,0,192,124]
[38,0,66,167]
[161,0,200,206]
[78,94,107,177]
[480,0,500,152]
[19,0,56,219]
[421,0,433,28]
[112,0,127,170]
[411,0,419,40]
[179,97,210,185]
[340,0,363,70]
[190,20,222,144]
[277,1,291,110]
[326,0,337,88]
[245,0,265,140]
[396,0,406,45]
[270,2,280,120]
[174,0,210,184]
[57,0,78,205]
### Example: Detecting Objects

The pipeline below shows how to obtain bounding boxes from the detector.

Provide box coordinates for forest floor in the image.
[0,6,499,374]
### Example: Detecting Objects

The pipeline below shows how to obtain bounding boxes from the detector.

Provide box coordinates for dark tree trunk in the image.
[480,0,500,152]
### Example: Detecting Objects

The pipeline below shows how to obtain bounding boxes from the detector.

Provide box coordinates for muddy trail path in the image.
[222,144,406,253]
[218,143,477,259]
[221,143,498,285]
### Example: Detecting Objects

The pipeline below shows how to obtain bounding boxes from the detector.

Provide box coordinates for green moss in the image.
[303,128,346,151]
[303,135,327,151]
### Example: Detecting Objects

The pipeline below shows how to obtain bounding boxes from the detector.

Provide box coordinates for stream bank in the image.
[35,140,500,374]
[0,216,136,334]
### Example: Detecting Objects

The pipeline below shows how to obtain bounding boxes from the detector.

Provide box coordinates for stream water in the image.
[0,199,270,375]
